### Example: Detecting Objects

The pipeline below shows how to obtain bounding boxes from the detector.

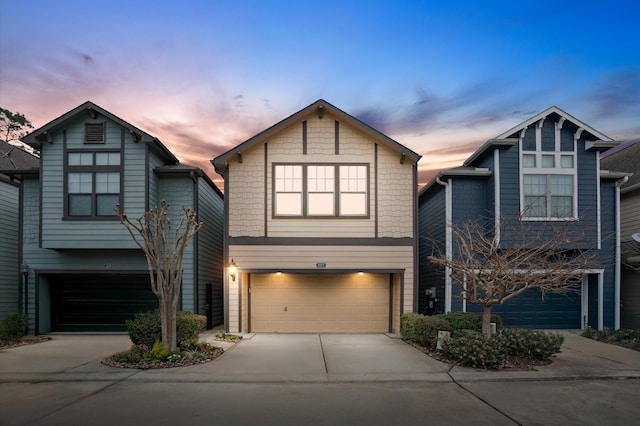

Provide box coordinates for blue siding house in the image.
[418,106,629,330]
[10,102,224,333]
[0,140,39,319]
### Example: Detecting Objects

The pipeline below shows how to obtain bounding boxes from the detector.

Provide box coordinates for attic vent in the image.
[84,123,104,144]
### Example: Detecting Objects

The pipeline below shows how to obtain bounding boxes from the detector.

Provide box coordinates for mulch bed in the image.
[407,340,552,371]
[102,347,225,369]
[0,336,51,349]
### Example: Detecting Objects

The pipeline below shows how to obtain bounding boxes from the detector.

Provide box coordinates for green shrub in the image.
[401,313,451,348]
[0,314,29,342]
[451,328,482,338]
[126,310,161,346]
[400,312,424,342]
[144,341,170,362]
[498,329,563,360]
[442,333,504,369]
[126,309,207,347]
[439,312,481,331]
[176,311,207,346]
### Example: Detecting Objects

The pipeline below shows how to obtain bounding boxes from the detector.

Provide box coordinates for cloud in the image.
[584,68,640,120]
[75,51,95,65]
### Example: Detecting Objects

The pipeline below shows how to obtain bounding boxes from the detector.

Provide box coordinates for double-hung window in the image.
[521,151,576,219]
[274,164,368,217]
[66,151,122,217]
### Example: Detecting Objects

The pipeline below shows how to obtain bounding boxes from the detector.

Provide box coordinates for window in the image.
[66,151,121,217]
[274,164,368,217]
[521,149,576,219]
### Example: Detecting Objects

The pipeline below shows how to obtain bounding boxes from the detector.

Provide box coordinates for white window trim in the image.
[519,120,578,221]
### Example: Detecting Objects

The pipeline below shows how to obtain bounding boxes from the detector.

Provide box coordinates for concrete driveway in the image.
[136,333,451,382]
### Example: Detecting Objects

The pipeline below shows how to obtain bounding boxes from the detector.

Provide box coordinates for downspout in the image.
[614,176,628,330]
[436,177,452,312]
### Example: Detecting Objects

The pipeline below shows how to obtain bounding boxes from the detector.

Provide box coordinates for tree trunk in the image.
[159,297,177,350]
[482,304,493,338]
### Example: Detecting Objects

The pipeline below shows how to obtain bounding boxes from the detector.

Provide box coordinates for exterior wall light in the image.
[228,259,238,282]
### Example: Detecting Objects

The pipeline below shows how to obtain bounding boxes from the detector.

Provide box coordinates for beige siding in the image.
[620,192,640,241]
[377,144,414,238]
[228,143,265,237]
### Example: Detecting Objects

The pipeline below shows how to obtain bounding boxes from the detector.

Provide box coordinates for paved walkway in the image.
[1,330,639,425]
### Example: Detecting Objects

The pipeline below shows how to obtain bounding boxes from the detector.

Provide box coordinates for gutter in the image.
[436,177,452,312]
[615,175,629,330]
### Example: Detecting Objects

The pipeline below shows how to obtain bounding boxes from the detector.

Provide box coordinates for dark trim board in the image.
[229,237,414,246]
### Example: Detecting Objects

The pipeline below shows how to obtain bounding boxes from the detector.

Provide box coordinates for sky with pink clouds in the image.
[1,0,639,188]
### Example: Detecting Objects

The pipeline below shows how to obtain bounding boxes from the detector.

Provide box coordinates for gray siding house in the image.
[419,106,629,330]
[213,99,421,333]
[0,140,39,319]
[11,102,224,333]
[601,141,640,328]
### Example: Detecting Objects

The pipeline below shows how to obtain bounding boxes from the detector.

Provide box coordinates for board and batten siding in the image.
[0,178,20,318]
[227,244,414,332]
[39,117,147,249]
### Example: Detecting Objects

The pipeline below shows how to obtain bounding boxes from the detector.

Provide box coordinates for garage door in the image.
[51,274,158,332]
[251,273,390,333]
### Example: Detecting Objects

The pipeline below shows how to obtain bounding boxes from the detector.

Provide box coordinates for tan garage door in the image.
[251,273,390,333]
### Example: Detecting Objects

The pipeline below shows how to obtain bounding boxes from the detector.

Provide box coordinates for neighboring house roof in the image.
[464,106,620,168]
[419,166,492,197]
[0,139,39,172]
[212,99,422,175]
[155,163,223,198]
[421,106,625,196]
[21,101,179,165]
[601,140,640,193]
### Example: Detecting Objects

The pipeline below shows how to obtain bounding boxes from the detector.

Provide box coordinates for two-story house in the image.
[419,106,629,330]
[11,102,224,334]
[0,140,39,319]
[601,141,640,329]
[212,99,421,333]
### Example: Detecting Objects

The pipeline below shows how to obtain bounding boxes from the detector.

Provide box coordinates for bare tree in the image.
[116,201,202,350]
[1,107,36,154]
[428,216,600,336]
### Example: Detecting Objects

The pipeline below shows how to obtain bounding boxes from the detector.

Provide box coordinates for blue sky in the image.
[1,0,638,185]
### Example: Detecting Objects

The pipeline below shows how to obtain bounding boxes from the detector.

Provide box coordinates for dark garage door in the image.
[51,274,158,332]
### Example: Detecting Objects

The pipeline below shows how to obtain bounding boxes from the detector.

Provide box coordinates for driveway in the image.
[132,333,452,382]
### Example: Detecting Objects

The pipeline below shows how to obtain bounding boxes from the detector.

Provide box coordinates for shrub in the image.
[0,314,29,342]
[145,341,170,362]
[400,312,424,342]
[442,333,504,369]
[498,329,563,360]
[126,310,207,347]
[401,313,451,348]
[176,311,207,346]
[439,312,481,331]
[126,310,161,346]
[452,328,482,339]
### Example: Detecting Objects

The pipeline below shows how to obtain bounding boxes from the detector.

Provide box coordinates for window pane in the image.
[524,196,546,217]
[69,194,92,216]
[68,173,92,193]
[68,152,93,166]
[551,196,572,217]
[307,166,334,193]
[551,175,573,195]
[96,152,121,166]
[522,154,536,168]
[96,172,120,193]
[275,165,302,193]
[308,193,334,215]
[561,155,574,168]
[96,194,119,216]
[340,193,366,215]
[523,174,546,195]
[340,165,367,192]
[542,155,555,168]
[275,193,302,215]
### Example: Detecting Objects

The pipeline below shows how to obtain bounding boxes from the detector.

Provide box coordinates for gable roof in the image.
[212,99,421,175]
[601,140,640,192]
[21,101,178,164]
[464,106,620,167]
[0,139,39,172]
